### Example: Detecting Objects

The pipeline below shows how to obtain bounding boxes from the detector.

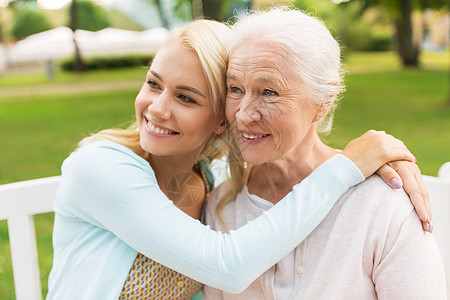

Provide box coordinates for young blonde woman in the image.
[47,19,430,299]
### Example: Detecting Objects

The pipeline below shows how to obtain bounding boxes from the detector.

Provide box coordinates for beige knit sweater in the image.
[203,176,447,300]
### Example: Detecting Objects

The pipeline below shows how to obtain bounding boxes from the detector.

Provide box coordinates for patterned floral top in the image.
[119,253,203,299]
[119,162,213,299]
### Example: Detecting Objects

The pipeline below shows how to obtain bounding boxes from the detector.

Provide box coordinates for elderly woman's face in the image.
[226,42,323,165]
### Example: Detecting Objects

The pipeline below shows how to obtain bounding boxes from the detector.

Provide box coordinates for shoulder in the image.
[60,140,156,193]
[63,140,152,175]
[205,180,232,229]
[339,175,418,233]
[348,175,411,209]
[208,180,232,206]
[67,140,148,167]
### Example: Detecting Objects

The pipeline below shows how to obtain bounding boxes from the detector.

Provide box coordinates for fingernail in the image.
[428,220,434,233]
[391,178,402,189]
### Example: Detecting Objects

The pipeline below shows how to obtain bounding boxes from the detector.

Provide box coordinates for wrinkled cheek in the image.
[225,100,239,124]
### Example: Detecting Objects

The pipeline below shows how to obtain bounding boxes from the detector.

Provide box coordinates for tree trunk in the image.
[70,0,84,72]
[154,0,170,28]
[192,0,204,19]
[395,0,419,67]
[202,0,222,21]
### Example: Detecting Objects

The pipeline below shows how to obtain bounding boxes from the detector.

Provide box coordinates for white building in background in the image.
[7,26,169,64]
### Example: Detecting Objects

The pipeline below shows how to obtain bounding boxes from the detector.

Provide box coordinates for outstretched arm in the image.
[58,133,416,293]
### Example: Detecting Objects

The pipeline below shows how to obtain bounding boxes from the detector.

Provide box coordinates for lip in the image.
[144,117,179,138]
[239,129,270,145]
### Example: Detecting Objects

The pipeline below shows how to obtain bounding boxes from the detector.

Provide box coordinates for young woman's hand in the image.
[377,161,432,233]
[342,130,432,232]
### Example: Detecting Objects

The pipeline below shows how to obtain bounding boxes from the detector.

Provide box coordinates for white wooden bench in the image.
[423,162,450,296]
[0,176,61,300]
[0,163,449,300]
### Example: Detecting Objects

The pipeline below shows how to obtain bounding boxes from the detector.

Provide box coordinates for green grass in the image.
[0,66,147,88]
[0,51,448,299]
[0,89,138,184]
[327,68,450,176]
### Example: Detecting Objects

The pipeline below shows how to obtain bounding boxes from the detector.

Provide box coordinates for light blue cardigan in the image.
[47,141,363,299]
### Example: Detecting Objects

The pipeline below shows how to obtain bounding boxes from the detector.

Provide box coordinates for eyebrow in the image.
[177,85,206,98]
[227,72,279,85]
[150,70,206,98]
[226,73,238,81]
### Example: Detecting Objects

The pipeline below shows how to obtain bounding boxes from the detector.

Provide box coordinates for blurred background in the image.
[0,0,448,298]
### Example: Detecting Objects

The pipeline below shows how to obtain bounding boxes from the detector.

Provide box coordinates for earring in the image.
[216,128,221,133]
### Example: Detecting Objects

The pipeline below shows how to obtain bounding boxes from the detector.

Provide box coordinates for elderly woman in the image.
[203,7,447,299]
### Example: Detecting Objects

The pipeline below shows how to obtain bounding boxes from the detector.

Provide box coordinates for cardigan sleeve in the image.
[57,141,364,293]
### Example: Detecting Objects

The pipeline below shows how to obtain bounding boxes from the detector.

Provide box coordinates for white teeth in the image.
[148,122,174,135]
[242,132,266,139]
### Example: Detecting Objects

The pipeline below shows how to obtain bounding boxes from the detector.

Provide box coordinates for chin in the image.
[241,152,267,166]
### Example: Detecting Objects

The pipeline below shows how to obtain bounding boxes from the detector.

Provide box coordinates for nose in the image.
[148,92,171,120]
[235,94,261,125]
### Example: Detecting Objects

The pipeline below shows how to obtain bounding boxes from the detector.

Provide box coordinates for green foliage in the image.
[358,0,447,16]
[345,20,393,51]
[70,0,110,31]
[60,54,154,71]
[11,8,52,39]
[292,0,393,51]
[171,0,233,22]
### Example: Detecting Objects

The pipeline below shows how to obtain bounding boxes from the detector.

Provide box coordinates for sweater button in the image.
[296,266,304,274]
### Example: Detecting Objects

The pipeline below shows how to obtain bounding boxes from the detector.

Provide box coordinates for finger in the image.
[413,166,432,231]
[396,164,429,226]
[376,164,403,189]
[380,148,416,164]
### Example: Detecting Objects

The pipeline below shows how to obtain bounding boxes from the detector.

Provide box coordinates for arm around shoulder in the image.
[371,186,447,299]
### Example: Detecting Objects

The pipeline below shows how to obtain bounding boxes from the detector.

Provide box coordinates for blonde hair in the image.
[217,6,346,229]
[80,20,232,165]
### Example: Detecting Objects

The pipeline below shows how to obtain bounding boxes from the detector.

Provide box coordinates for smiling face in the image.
[226,41,326,165]
[135,39,222,159]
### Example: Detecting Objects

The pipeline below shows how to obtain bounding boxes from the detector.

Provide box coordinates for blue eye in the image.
[230,86,242,94]
[263,89,278,96]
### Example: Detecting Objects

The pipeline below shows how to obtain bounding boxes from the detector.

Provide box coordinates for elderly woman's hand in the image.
[341,130,432,232]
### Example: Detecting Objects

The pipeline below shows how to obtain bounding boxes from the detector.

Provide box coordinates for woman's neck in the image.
[148,154,198,194]
[148,153,206,219]
[248,134,338,204]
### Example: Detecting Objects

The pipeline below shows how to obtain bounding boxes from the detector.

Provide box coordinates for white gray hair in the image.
[228,6,345,134]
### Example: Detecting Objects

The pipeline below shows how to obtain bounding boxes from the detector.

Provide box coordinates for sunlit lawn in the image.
[0,51,448,299]
[0,65,147,88]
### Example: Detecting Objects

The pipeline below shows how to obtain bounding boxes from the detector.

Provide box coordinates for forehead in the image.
[150,39,209,92]
[227,41,295,82]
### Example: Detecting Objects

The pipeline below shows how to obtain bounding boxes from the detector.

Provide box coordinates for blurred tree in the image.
[0,11,3,42]
[203,0,223,20]
[70,0,109,31]
[11,8,52,39]
[171,0,233,21]
[147,0,170,28]
[68,0,109,72]
[7,0,37,10]
[345,0,447,67]
[69,0,84,72]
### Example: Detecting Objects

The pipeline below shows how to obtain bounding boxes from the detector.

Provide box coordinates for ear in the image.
[313,101,332,123]
[214,119,226,134]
